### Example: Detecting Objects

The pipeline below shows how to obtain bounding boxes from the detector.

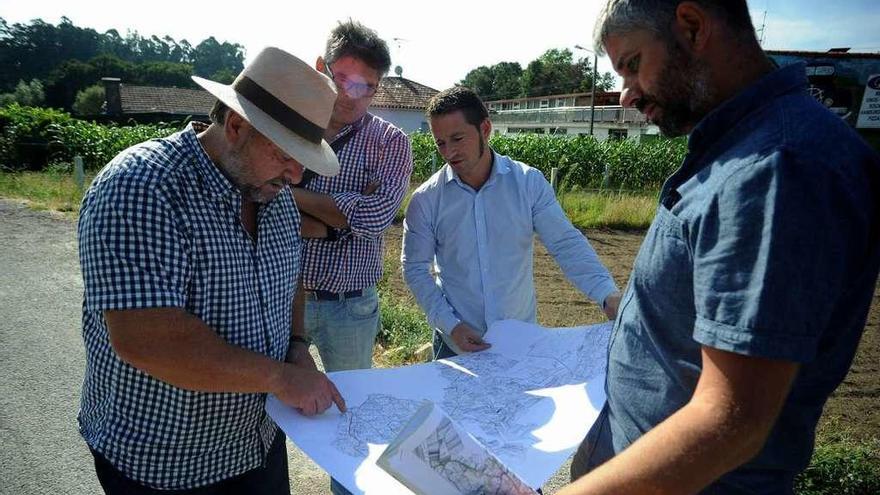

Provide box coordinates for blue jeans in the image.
[305,286,380,373]
[306,287,380,495]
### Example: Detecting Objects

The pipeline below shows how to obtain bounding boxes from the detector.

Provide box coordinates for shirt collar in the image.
[328,113,371,144]
[444,150,510,185]
[687,62,807,154]
[183,122,240,201]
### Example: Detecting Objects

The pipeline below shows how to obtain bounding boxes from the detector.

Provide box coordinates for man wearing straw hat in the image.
[77,47,344,494]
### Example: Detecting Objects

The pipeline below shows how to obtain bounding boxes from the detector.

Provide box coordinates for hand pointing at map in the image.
[450,322,492,353]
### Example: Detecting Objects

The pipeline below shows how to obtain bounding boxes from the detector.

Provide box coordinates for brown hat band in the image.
[233,76,324,145]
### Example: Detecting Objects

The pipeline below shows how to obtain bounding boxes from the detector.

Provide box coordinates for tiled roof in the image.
[372,77,439,110]
[119,85,215,116]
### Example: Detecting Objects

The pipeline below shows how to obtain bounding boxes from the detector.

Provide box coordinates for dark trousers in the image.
[432,330,458,360]
[91,431,290,495]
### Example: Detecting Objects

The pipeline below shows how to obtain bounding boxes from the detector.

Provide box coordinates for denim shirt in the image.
[606,63,880,493]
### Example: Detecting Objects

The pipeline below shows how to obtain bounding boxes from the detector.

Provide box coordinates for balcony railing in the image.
[491,105,646,125]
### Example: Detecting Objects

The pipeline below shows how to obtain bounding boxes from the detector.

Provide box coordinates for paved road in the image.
[0,199,571,494]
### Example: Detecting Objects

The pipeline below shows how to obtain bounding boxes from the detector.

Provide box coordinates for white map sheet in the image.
[266,319,611,494]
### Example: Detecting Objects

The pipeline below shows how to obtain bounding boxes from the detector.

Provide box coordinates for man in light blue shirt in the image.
[402,86,620,358]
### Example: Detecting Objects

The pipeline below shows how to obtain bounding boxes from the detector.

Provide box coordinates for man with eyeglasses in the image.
[292,15,412,411]
[291,20,412,495]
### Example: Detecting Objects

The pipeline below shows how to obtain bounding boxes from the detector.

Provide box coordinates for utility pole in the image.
[574,45,598,136]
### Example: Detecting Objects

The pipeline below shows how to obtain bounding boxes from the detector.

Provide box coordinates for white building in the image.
[486,92,658,140]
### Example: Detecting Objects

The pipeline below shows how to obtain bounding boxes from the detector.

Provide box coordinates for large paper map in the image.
[267,320,611,494]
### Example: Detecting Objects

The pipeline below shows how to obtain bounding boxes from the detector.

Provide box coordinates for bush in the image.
[794,439,880,494]
[0,104,73,170]
[72,85,105,116]
[51,118,176,169]
[0,105,177,170]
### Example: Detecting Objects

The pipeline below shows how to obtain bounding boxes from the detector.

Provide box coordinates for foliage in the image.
[794,437,880,495]
[0,16,244,109]
[484,133,686,191]
[460,62,523,101]
[0,79,45,107]
[0,104,175,170]
[0,104,73,170]
[72,85,106,116]
[51,119,177,170]
[409,132,444,182]
[460,49,614,100]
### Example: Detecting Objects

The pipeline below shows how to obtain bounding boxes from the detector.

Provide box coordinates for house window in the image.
[608,128,628,141]
[512,102,521,110]
[540,99,549,109]
[556,98,566,107]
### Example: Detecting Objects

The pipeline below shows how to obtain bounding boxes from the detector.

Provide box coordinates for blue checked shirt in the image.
[301,113,412,292]
[77,123,301,490]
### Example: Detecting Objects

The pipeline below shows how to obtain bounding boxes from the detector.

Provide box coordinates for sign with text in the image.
[856,74,880,128]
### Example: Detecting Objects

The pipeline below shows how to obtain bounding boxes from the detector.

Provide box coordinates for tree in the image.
[459,62,523,101]
[460,66,494,98]
[520,48,583,97]
[72,84,105,115]
[457,48,616,102]
[192,37,245,79]
[209,68,237,84]
[45,59,97,109]
[135,61,196,87]
[490,62,523,100]
[0,79,45,107]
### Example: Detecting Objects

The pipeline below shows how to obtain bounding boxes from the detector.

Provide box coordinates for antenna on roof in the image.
[392,37,409,79]
[757,10,768,46]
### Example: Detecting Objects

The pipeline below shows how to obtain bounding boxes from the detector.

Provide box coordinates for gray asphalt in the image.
[0,198,571,494]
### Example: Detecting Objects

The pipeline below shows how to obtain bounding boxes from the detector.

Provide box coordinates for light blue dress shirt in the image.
[402,151,617,350]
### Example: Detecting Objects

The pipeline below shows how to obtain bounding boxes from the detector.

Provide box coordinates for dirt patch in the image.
[383,224,880,443]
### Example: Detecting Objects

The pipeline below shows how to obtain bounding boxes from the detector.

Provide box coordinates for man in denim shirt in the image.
[562,1,880,494]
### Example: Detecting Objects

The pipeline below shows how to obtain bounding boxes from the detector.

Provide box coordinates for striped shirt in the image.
[77,123,300,489]
[301,113,412,292]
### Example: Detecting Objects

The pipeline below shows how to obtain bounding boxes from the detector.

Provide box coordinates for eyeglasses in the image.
[324,65,378,99]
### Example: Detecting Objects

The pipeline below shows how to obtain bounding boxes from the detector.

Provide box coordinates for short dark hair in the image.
[209,99,230,125]
[426,86,489,130]
[593,0,757,54]
[324,19,392,76]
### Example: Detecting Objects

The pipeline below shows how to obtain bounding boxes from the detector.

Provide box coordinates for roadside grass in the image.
[559,189,657,230]
[3,170,878,492]
[0,170,91,216]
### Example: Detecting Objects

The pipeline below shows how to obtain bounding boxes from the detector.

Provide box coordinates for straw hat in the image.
[192,47,340,176]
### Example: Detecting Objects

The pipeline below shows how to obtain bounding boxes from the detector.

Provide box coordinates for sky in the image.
[1,0,878,92]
